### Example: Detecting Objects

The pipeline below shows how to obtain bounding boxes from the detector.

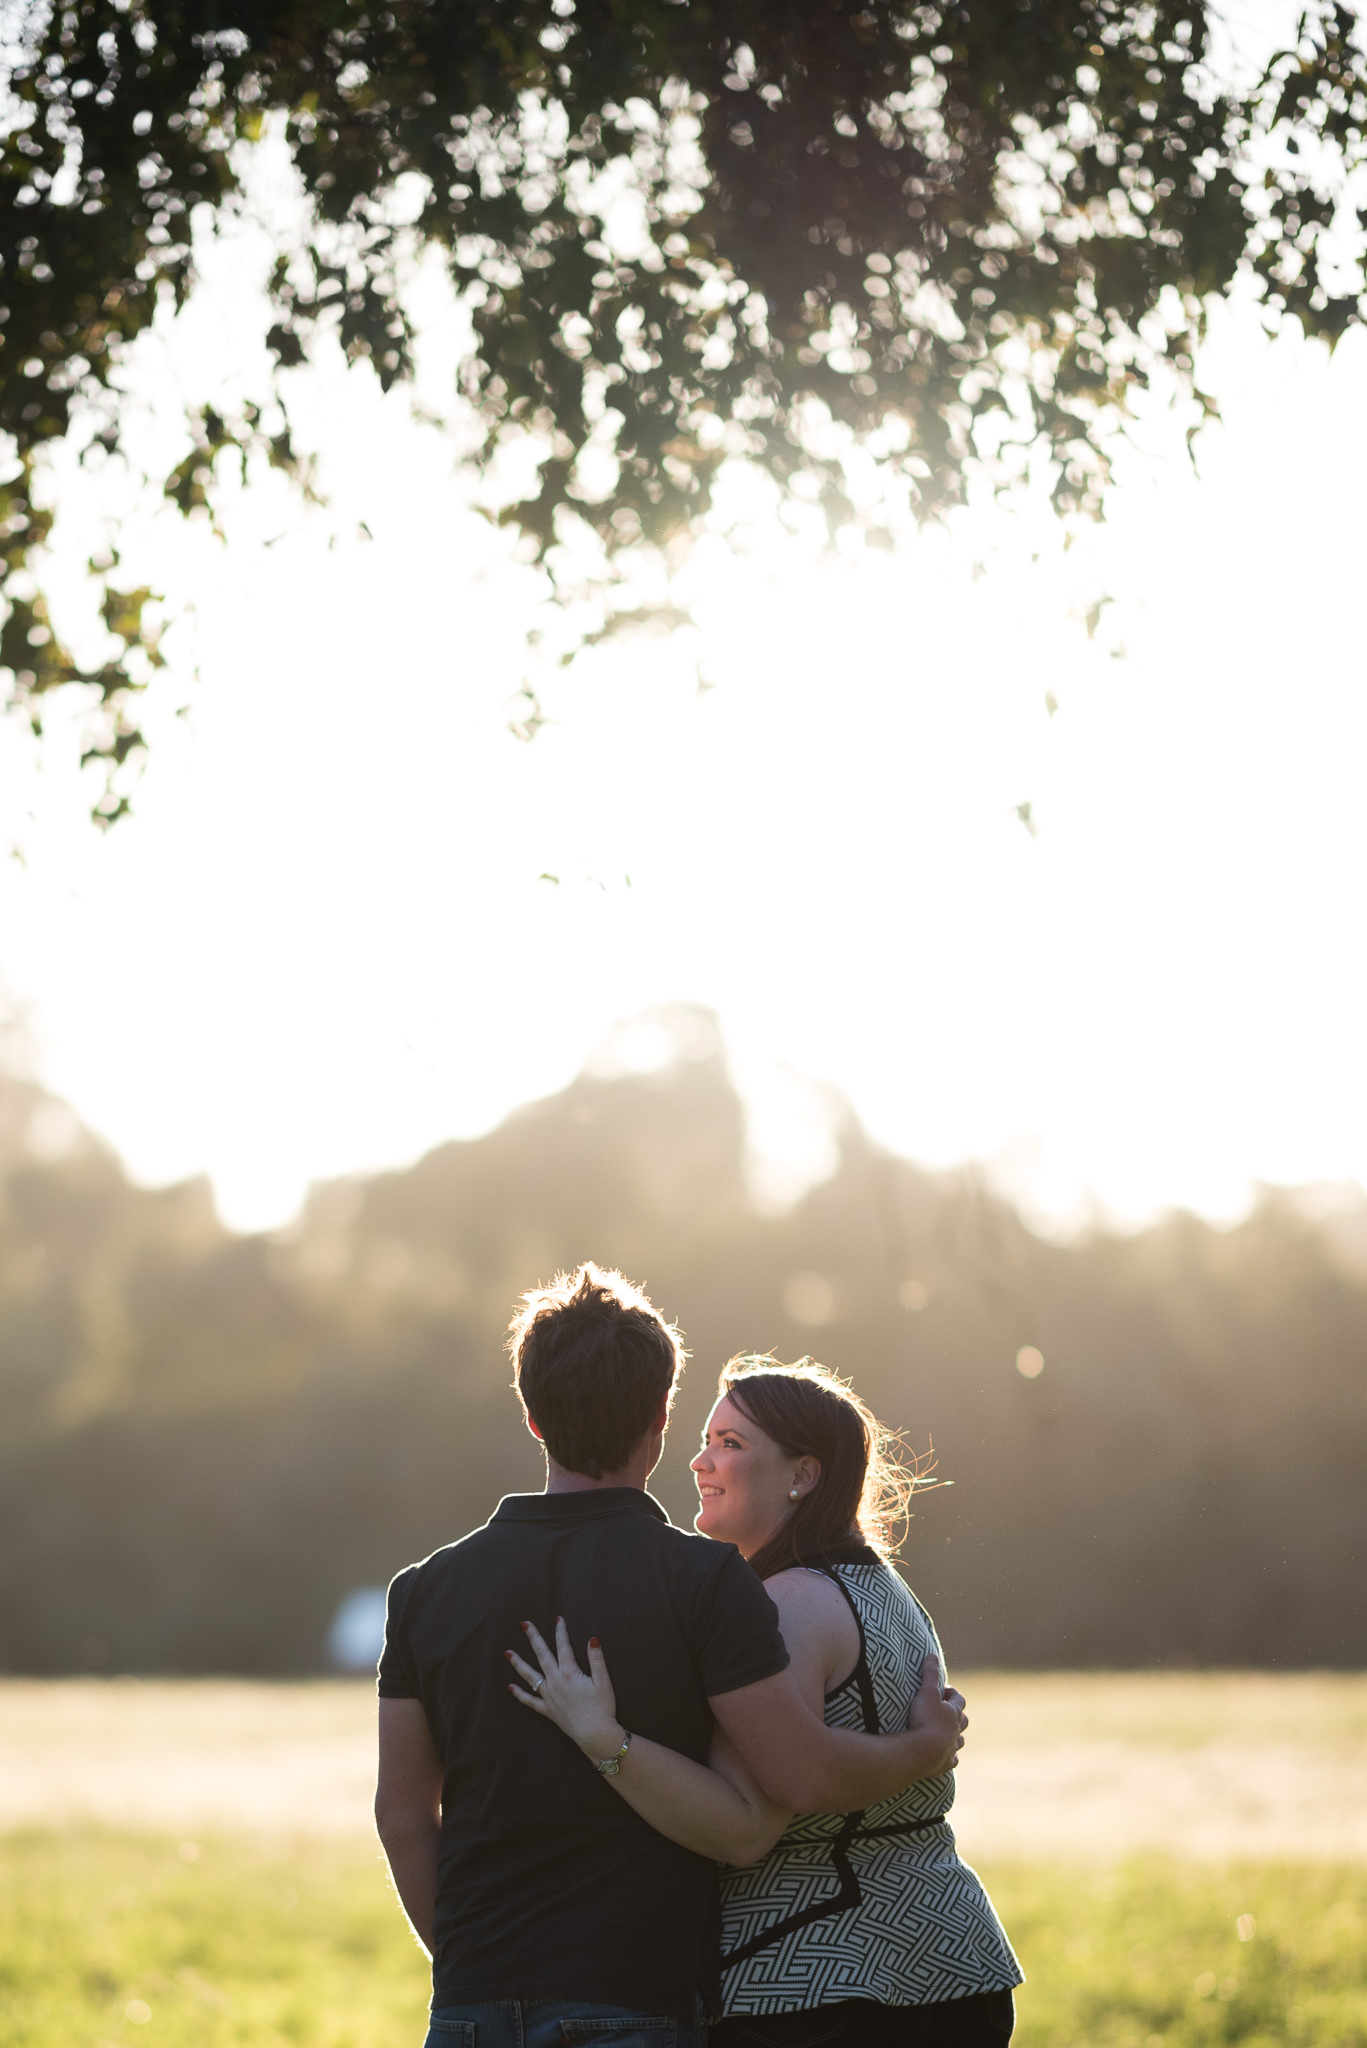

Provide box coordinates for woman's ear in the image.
[525,1414,544,1443]
[793,1457,821,1497]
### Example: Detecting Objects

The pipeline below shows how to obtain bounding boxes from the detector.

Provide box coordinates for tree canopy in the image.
[2,1,1364,813]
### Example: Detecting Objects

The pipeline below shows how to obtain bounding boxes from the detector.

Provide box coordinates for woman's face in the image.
[690,1393,818,1556]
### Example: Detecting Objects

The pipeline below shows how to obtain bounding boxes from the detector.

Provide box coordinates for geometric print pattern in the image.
[718,1561,1023,2015]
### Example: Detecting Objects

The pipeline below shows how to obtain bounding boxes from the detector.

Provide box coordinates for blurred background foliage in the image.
[2,1004,1363,1676]
[3,1,1364,811]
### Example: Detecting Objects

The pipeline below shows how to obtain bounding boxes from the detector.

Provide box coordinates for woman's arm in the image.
[707,1570,968,1812]
[508,1618,792,1864]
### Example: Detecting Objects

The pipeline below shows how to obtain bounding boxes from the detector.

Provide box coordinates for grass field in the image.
[2,1832,1365,2047]
[3,1677,1365,2046]
[7,1672,1366,1858]
[0,1830,429,2048]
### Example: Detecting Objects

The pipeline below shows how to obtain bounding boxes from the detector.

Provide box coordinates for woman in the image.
[508,1357,1022,2045]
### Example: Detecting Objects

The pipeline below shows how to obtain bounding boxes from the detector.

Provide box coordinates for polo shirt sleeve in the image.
[376,1564,421,1699]
[694,1546,791,1698]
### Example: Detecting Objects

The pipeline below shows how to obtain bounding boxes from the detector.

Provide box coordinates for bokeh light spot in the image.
[327,1587,388,1672]
[784,1272,837,1326]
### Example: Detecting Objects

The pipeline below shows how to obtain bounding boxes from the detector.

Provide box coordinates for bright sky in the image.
[3,157,1366,1236]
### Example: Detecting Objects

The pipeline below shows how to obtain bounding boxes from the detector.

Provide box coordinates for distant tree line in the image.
[2,1008,1364,1673]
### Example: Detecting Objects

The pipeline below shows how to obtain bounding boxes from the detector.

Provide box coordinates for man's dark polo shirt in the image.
[378,1489,789,2015]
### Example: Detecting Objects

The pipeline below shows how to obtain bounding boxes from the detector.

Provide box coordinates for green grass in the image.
[989,1859,1367,2047]
[1,1834,1364,2047]
[0,1831,429,2048]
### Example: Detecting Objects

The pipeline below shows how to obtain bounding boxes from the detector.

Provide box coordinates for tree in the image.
[4,1022,1367,1671]
[3,1,1363,815]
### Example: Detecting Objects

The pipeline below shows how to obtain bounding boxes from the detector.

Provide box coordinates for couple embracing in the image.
[375,1264,1021,2048]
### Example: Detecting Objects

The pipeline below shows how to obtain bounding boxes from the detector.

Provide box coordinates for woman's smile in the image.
[690,1392,817,1555]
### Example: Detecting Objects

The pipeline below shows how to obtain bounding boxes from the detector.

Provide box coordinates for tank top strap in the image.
[811,1564,880,1731]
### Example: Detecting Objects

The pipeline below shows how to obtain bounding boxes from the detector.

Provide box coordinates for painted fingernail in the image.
[521,1620,530,1630]
[589,1637,601,1649]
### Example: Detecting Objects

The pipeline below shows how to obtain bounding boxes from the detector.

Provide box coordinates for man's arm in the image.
[710,1652,965,1813]
[375,1698,443,1954]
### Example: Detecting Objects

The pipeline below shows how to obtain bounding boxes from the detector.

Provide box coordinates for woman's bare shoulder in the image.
[763,1567,857,1632]
[764,1567,861,1688]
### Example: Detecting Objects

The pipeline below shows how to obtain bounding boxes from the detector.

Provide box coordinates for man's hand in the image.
[713,1651,968,1813]
[907,1652,968,1775]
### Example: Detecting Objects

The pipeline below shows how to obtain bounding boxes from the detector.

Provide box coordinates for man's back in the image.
[379,1488,787,2014]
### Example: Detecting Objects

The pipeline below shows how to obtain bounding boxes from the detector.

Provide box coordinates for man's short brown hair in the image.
[507,1264,686,1479]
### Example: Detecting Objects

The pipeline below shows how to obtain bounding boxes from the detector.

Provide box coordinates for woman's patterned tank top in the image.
[718,1558,1022,2016]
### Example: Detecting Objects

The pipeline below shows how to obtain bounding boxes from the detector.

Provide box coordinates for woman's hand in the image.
[510,1620,784,1861]
[506,1617,624,1763]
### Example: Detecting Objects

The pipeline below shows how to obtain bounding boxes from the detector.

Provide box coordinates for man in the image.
[376,1264,964,2048]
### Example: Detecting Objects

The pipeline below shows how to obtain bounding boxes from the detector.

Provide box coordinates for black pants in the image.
[710,1988,1015,2047]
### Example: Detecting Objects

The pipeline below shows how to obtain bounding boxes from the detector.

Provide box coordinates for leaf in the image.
[3,1,1364,815]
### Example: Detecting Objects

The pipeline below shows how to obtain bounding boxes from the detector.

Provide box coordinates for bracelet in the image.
[595,1731,631,1777]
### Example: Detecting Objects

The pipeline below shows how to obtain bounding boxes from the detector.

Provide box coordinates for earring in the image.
[789,1487,799,1500]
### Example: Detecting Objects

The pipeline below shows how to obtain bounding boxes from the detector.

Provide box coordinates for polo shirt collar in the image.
[491,1488,671,1526]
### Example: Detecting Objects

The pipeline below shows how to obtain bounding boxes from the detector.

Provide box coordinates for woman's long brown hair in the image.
[719,1356,936,1583]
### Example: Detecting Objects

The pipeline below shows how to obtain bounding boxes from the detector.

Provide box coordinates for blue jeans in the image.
[424,2001,708,2048]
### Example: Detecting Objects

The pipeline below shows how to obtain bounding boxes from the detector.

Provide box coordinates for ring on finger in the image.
[530,1675,545,1695]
